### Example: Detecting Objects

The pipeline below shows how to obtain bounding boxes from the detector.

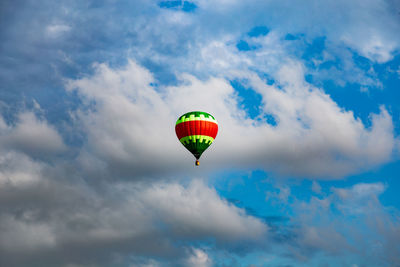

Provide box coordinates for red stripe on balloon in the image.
[175,120,218,140]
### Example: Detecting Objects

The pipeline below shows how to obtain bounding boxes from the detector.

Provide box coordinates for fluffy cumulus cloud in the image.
[67,60,396,178]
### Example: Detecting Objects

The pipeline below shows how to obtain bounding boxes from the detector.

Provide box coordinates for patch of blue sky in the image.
[230,80,263,119]
[372,54,400,135]
[323,56,400,135]
[287,254,368,267]
[299,35,376,78]
[253,71,276,86]
[236,26,270,52]
[236,40,256,51]
[294,35,400,135]
[211,170,294,223]
[207,223,368,266]
[230,80,277,126]
[140,58,179,86]
[233,251,359,267]
[319,160,400,211]
[212,163,400,265]
[301,36,326,66]
[312,161,399,215]
[158,0,197,12]
[247,26,270,37]
[263,114,278,126]
[211,250,289,267]
[322,80,381,127]
[284,33,304,40]
[211,166,398,265]
[352,52,374,71]
[300,37,347,82]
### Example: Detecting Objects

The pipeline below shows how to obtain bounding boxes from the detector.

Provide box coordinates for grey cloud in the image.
[0,112,66,159]
[134,180,267,243]
[0,152,267,266]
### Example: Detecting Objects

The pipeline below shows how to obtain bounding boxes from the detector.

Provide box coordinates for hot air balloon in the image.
[175,111,218,166]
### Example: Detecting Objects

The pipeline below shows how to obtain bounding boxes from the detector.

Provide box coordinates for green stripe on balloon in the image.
[180,137,213,160]
[179,135,214,145]
[176,111,218,125]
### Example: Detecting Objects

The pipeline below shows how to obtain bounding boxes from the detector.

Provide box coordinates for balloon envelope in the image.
[175,111,218,162]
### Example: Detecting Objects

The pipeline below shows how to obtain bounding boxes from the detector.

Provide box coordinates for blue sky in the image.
[1,0,400,266]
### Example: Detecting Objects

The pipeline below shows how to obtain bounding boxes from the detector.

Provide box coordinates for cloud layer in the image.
[0,157,267,266]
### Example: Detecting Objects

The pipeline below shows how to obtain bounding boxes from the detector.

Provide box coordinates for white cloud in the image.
[67,60,397,178]
[66,61,178,178]
[333,182,385,201]
[243,62,396,177]
[184,248,212,267]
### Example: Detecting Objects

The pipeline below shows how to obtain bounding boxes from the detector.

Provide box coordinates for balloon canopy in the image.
[175,111,218,166]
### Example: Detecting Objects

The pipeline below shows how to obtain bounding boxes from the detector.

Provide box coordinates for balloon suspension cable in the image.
[195,160,200,166]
